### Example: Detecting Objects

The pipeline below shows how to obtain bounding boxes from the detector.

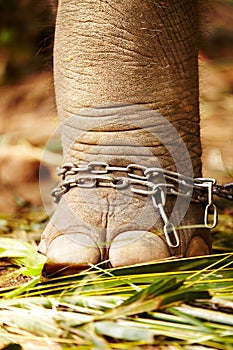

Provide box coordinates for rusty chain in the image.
[51,161,233,248]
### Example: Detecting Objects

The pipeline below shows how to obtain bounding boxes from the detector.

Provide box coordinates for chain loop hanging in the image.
[51,162,233,248]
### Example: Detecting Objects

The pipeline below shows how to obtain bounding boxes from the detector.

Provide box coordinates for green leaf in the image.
[172,305,233,326]
[0,237,46,277]
[94,320,154,342]
[121,277,183,306]
[1,344,22,350]
[161,288,210,307]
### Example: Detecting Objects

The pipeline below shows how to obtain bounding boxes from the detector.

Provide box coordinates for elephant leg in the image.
[38,0,212,274]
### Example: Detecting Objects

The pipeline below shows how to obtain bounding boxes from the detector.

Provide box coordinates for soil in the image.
[0,72,59,214]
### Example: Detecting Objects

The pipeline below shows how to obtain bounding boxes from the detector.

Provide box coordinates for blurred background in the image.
[0,0,232,215]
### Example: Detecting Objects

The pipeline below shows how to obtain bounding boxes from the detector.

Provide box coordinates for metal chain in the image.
[51,162,233,248]
[213,183,233,201]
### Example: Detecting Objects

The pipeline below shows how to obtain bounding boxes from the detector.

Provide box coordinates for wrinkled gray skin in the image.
[39,0,212,274]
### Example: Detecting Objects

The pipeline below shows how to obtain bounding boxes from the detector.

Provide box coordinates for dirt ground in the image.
[199,56,233,183]
[0,56,232,214]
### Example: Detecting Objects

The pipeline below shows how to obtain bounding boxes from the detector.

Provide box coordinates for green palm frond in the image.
[0,235,233,349]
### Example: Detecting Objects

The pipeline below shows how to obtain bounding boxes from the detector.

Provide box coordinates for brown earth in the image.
[199,56,233,183]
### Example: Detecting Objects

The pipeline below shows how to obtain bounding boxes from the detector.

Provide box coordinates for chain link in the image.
[213,183,233,201]
[51,162,233,248]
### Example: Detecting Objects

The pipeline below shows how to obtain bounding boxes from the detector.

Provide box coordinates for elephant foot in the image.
[38,185,211,275]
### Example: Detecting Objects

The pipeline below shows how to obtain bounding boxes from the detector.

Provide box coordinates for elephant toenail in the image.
[186,236,211,257]
[46,233,101,266]
[109,230,170,267]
